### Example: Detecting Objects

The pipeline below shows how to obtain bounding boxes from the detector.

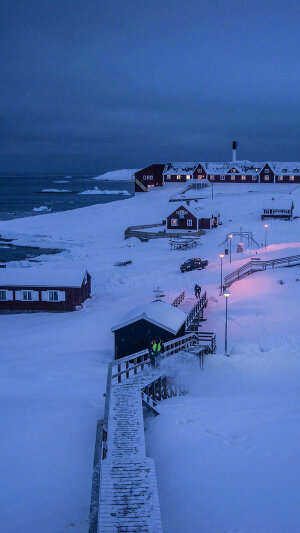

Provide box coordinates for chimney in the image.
[232,140,237,162]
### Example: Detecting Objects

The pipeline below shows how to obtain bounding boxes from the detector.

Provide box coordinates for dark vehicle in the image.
[180,258,208,272]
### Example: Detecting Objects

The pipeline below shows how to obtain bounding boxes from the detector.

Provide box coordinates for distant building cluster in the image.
[133,142,300,191]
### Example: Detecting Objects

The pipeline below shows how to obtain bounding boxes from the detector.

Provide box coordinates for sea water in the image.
[0,175,134,221]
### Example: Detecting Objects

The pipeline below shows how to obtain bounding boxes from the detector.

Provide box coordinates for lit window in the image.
[0,290,6,301]
[186,175,191,179]
[167,175,171,179]
[252,176,257,181]
[187,219,193,227]
[171,219,178,226]
[241,175,246,180]
[231,175,235,181]
[49,291,59,302]
[210,175,215,179]
[220,175,225,180]
[278,176,283,181]
[290,176,294,181]
[22,291,32,301]
[264,176,269,181]
[177,175,181,180]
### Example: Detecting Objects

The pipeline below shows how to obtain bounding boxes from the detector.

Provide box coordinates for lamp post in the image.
[264,224,268,250]
[224,287,230,355]
[219,253,224,295]
[229,234,233,263]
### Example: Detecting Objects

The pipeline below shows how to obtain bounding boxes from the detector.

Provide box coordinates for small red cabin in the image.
[134,164,165,192]
[0,269,91,312]
[166,203,220,230]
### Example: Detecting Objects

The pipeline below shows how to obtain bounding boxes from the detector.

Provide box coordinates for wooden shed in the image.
[0,269,91,312]
[111,299,187,359]
[261,199,294,220]
[166,203,220,231]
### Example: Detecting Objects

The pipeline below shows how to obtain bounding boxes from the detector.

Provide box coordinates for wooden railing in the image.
[172,290,185,307]
[185,291,207,330]
[224,254,300,287]
[110,332,206,384]
[134,177,149,192]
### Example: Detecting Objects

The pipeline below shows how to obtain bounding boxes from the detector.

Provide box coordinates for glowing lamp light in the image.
[264,224,268,228]
[229,234,233,238]
[224,288,230,298]
[219,253,225,258]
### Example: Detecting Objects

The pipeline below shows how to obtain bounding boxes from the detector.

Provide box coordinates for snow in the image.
[33,206,52,212]
[262,198,293,209]
[111,299,187,334]
[40,189,72,193]
[0,268,88,288]
[1,180,300,532]
[92,168,138,181]
[163,162,198,175]
[79,186,130,195]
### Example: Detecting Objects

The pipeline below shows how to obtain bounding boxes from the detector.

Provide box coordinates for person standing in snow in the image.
[194,284,199,298]
[197,285,201,298]
[154,337,163,369]
[148,339,156,369]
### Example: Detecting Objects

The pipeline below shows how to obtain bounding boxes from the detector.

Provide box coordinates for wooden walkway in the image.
[91,333,217,533]
[224,254,300,287]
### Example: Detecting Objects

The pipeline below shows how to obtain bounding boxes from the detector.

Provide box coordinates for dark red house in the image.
[166,203,220,230]
[134,164,165,192]
[0,269,91,312]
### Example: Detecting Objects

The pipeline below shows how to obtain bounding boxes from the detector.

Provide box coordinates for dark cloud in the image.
[1,0,300,173]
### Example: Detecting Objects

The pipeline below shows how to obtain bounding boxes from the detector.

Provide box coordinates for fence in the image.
[172,290,185,307]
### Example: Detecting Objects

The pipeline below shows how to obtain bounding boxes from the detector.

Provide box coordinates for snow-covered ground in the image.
[1,183,300,533]
[92,168,138,181]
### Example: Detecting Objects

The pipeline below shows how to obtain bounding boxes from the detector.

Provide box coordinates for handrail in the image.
[224,254,300,287]
[172,290,185,307]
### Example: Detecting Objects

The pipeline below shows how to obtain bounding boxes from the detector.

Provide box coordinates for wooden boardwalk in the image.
[91,333,217,533]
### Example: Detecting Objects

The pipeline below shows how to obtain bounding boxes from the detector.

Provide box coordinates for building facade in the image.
[134,164,165,192]
[166,203,220,230]
[0,270,91,312]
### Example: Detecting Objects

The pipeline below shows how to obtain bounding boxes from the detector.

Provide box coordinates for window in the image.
[171,218,178,226]
[198,174,204,179]
[22,291,32,301]
[264,176,269,181]
[290,176,294,181]
[187,219,193,227]
[210,175,215,179]
[167,174,171,179]
[177,175,181,180]
[252,176,257,181]
[278,176,283,181]
[143,175,146,179]
[241,175,246,180]
[231,175,235,181]
[220,175,225,180]
[0,290,6,301]
[178,210,186,219]
[186,174,191,179]
[49,291,59,302]
[265,168,269,173]
[149,175,153,180]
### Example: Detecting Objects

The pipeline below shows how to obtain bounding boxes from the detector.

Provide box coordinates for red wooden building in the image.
[166,203,220,230]
[134,164,165,192]
[0,269,91,312]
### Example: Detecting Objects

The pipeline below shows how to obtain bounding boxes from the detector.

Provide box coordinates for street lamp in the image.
[229,234,233,263]
[264,224,268,250]
[224,287,230,356]
[219,253,224,295]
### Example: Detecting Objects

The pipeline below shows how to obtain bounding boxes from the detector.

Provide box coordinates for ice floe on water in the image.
[79,186,130,195]
[33,206,52,213]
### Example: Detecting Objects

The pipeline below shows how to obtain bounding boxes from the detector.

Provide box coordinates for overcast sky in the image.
[1,0,300,174]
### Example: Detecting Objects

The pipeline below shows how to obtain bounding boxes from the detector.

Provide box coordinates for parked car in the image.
[180,258,208,272]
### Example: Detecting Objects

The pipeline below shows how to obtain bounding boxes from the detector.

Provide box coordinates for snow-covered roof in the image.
[111,299,187,334]
[163,162,199,175]
[93,169,139,181]
[262,199,294,210]
[204,161,265,175]
[0,269,90,288]
[169,202,215,219]
[273,162,300,174]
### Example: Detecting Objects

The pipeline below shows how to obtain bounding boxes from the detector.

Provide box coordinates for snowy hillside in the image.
[1,183,300,532]
[92,168,139,181]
